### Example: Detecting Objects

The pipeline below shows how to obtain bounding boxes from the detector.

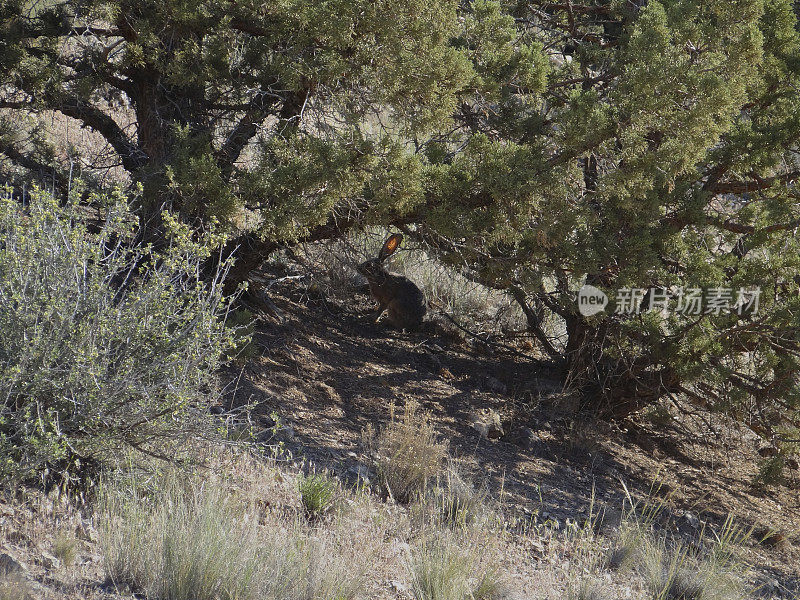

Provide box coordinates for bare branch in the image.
[45,94,146,172]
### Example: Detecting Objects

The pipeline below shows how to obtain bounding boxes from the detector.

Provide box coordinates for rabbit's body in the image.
[357,235,426,330]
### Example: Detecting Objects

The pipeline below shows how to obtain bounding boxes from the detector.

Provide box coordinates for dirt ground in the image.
[2,260,799,599]
[221,262,800,596]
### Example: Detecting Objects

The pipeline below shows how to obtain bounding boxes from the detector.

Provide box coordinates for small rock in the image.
[439,367,455,380]
[0,552,25,577]
[530,539,546,555]
[483,375,507,395]
[472,409,504,440]
[75,520,97,543]
[389,579,408,594]
[758,446,779,457]
[683,511,700,529]
[761,578,781,595]
[38,551,61,571]
[347,463,372,485]
[545,391,580,415]
[516,426,541,450]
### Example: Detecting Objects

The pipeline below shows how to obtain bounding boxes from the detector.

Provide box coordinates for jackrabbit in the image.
[357,234,426,330]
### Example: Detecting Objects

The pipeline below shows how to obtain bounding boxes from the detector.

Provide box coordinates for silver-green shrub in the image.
[0,185,237,483]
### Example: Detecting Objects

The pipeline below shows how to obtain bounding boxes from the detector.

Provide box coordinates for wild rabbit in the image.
[357,234,426,330]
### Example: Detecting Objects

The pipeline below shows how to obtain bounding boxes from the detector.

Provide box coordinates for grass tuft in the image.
[52,532,78,568]
[471,566,508,600]
[100,472,364,600]
[375,401,446,504]
[568,578,610,600]
[406,536,471,600]
[430,463,487,528]
[298,472,337,520]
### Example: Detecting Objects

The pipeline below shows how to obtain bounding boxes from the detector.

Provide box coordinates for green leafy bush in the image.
[0,186,237,484]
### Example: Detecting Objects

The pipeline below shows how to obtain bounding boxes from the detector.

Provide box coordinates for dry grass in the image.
[374,401,448,504]
[416,461,489,530]
[406,535,473,600]
[595,501,752,600]
[100,470,367,600]
[0,573,33,600]
[567,578,611,600]
[406,531,507,600]
[0,440,762,600]
[52,531,79,568]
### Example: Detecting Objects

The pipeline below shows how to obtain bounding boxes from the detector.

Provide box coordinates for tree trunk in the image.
[563,313,679,418]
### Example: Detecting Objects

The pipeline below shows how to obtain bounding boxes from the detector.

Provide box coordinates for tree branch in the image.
[216,90,281,176]
[44,94,146,172]
[0,139,67,195]
[706,170,800,194]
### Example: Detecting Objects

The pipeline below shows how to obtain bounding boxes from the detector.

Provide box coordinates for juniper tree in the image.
[409,0,800,443]
[0,0,473,248]
[3,0,800,444]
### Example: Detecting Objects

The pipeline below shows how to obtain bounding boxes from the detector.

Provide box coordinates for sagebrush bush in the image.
[375,401,446,504]
[0,185,237,483]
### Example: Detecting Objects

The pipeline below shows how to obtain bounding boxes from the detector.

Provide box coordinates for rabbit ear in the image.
[378,234,403,261]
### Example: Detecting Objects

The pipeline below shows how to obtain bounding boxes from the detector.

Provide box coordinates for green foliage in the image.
[3,0,800,440]
[754,456,786,487]
[0,0,474,237]
[298,473,337,520]
[224,308,257,361]
[0,185,236,484]
[416,0,800,439]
